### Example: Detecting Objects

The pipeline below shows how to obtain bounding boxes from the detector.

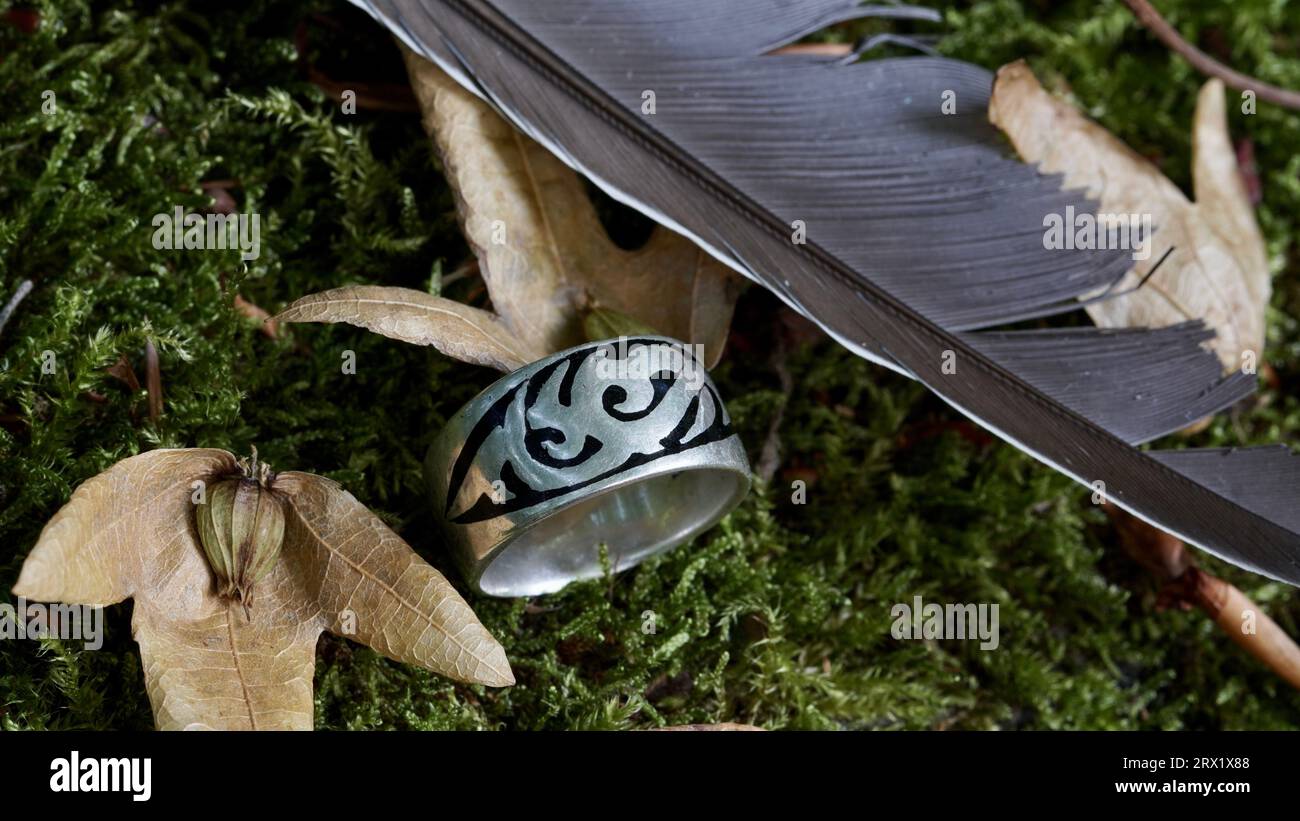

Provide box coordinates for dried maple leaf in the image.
[989,62,1270,372]
[277,47,740,369]
[13,449,513,730]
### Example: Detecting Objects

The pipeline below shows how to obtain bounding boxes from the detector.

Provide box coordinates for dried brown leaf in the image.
[234,293,279,339]
[989,62,1269,371]
[607,232,740,368]
[1192,81,1270,317]
[275,284,539,372]
[14,449,234,607]
[135,597,319,730]
[14,449,512,730]
[105,355,141,392]
[275,471,514,686]
[651,723,765,731]
[401,46,739,367]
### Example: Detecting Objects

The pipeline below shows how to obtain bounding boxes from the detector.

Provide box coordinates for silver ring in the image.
[426,336,751,597]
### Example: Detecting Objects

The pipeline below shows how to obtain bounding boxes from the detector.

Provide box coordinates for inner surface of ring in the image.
[478,469,746,597]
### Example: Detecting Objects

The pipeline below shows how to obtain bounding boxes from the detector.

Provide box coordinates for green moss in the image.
[2,0,1299,730]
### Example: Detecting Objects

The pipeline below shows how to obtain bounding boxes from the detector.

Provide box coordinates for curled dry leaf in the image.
[989,62,1269,372]
[276,47,739,372]
[276,284,537,371]
[13,449,512,730]
[402,45,740,366]
[105,355,141,392]
[233,293,279,339]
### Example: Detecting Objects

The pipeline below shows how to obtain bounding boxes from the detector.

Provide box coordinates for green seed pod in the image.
[195,450,286,609]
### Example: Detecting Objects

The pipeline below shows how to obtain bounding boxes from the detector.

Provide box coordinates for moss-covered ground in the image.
[2,0,1299,729]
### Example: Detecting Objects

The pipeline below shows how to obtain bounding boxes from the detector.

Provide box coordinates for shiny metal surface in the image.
[427,337,751,597]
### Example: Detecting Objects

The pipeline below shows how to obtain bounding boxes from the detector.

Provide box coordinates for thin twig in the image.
[440,258,480,289]
[144,339,163,423]
[0,279,34,339]
[756,332,794,485]
[1108,507,1300,690]
[1121,0,1300,110]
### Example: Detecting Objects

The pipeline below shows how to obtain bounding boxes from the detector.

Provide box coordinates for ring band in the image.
[426,336,751,597]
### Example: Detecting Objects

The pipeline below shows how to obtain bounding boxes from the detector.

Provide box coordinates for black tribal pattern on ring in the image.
[444,339,735,525]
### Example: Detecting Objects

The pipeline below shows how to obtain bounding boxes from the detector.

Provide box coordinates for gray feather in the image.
[353,0,1300,585]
